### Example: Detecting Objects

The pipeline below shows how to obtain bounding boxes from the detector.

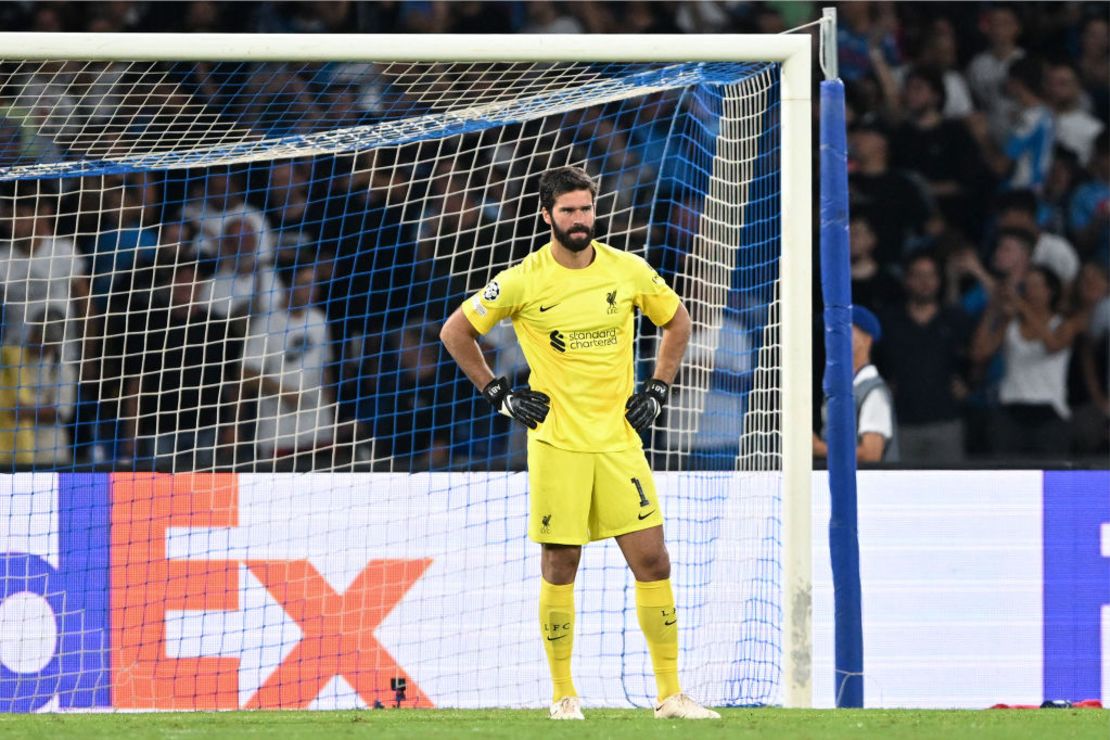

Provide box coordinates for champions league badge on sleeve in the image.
[483,281,500,301]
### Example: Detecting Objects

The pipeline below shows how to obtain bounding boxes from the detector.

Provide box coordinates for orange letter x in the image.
[244,558,433,708]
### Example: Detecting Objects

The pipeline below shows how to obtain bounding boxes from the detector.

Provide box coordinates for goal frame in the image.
[0,31,813,708]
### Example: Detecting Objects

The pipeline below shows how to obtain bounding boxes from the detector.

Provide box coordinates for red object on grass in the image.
[988,699,1103,709]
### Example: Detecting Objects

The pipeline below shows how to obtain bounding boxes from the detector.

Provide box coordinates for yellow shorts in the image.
[527,439,664,545]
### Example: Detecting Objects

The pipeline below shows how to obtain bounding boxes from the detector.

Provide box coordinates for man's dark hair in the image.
[906,66,947,112]
[538,166,597,213]
[904,249,942,275]
[1028,265,1063,312]
[1007,56,1044,96]
[1094,129,1109,158]
[995,188,1039,217]
[994,226,1037,253]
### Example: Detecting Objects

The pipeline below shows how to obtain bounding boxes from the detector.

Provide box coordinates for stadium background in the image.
[0,0,1105,718]
[0,0,1106,471]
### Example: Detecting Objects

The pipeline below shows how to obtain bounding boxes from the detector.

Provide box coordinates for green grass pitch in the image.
[3,708,1107,740]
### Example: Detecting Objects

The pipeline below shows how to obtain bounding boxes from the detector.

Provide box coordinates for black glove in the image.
[625,378,669,433]
[482,376,550,429]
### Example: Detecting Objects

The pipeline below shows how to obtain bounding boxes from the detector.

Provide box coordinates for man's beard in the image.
[553,222,594,252]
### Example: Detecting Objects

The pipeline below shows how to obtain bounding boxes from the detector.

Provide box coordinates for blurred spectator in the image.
[667,287,753,470]
[0,195,90,361]
[312,151,419,338]
[242,265,335,470]
[995,56,1055,193]
[1045,62,1104,168]
[87,183,159,308]
[996,189,1080,286]
[890,66,990,240]
[848,126,934,264]
[199,214,279,322]
[121,260,242,470]
[966,4,1024,147]
[374,319,458,470]
[184,167,275,263]
[450,1,517,33]
[814,305,898,463]
[1069,261,1109,455]
[837,1,902,83]
[0,341,37,467]
[1068,130,1109,261]
[18,308,77,466]
[1076,16,1109,124]
[621,1,681,34]
[262,160,316,267]
[674,1,739,34]
[1042,147,1084,237]
[954,227,1034,320]
[848,213,901,312]
[877,252,972,462]
[913,19,974,119]
[971,266,1084,456]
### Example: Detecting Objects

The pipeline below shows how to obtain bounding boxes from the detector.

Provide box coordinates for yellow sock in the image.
[635,578,681,702]
[540,578,577,702]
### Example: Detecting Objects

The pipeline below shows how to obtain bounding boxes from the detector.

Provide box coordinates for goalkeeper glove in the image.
[482,376,550,429]
[625,378,669,433]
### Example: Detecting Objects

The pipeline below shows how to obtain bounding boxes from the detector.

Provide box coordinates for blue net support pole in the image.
[820,77,863,708]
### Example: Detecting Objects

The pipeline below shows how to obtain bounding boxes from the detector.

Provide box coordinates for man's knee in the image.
[635,546,671,581]
[541,544,582,585]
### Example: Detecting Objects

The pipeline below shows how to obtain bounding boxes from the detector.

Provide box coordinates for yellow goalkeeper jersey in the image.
[462,241,680,452]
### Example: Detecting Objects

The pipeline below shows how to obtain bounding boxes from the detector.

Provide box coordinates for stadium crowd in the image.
[0,1,1106,471]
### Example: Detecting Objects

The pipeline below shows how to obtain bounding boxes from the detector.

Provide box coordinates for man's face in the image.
[9,206,39,240]
[992,235,1031,276]
[543,189,595,252]
[289,270,315,311]
[171,267,198,308]
[986,8,1020,46]
[903,76,938,116]
[1045,66,1079,108]
[905,258,940,301]
[997,208,1037,234]
[851,325,872,363]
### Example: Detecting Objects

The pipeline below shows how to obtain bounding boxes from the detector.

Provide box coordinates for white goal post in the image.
[0,32,811,708]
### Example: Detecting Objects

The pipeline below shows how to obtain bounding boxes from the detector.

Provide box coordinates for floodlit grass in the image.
[2,707,1107,740]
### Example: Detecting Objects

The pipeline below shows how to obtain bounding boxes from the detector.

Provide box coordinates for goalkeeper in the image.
[440,166,717,720]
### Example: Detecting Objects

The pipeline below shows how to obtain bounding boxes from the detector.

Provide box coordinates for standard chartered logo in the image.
[550,328,619,352]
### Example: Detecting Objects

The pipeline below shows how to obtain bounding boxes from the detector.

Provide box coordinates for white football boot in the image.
[653,693,721,719]
[549,695,585,720]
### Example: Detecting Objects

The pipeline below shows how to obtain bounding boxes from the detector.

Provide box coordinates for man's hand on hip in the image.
[625,378,669,433]
[482,376,550,429]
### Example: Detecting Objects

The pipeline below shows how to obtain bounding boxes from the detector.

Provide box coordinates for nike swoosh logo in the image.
[664,619,677,626]
[539,304,559,312]
[546,635,567,641]
[638,510,656,520]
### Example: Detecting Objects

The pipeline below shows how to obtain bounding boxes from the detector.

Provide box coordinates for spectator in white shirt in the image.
[813,306,898,463]
[996,189,1080,286]
[1044,62,1104,168]
[915,19,974,119]
[966,5,1025,147]
[242,265,335,470]
[199,213,279,322]
[0,196,89,363]
[972,266,1085,456]
[184,167,275,264]
[19,308,78,466]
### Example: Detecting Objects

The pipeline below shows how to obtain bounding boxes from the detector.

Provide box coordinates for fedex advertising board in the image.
[0,470,1105,710]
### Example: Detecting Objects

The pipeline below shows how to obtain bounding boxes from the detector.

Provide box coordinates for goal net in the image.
[0,35,810,712]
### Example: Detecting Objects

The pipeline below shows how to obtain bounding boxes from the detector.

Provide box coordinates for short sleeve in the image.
[857,388,894,441]
[631,257,680,327]
[462,268,524,335]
